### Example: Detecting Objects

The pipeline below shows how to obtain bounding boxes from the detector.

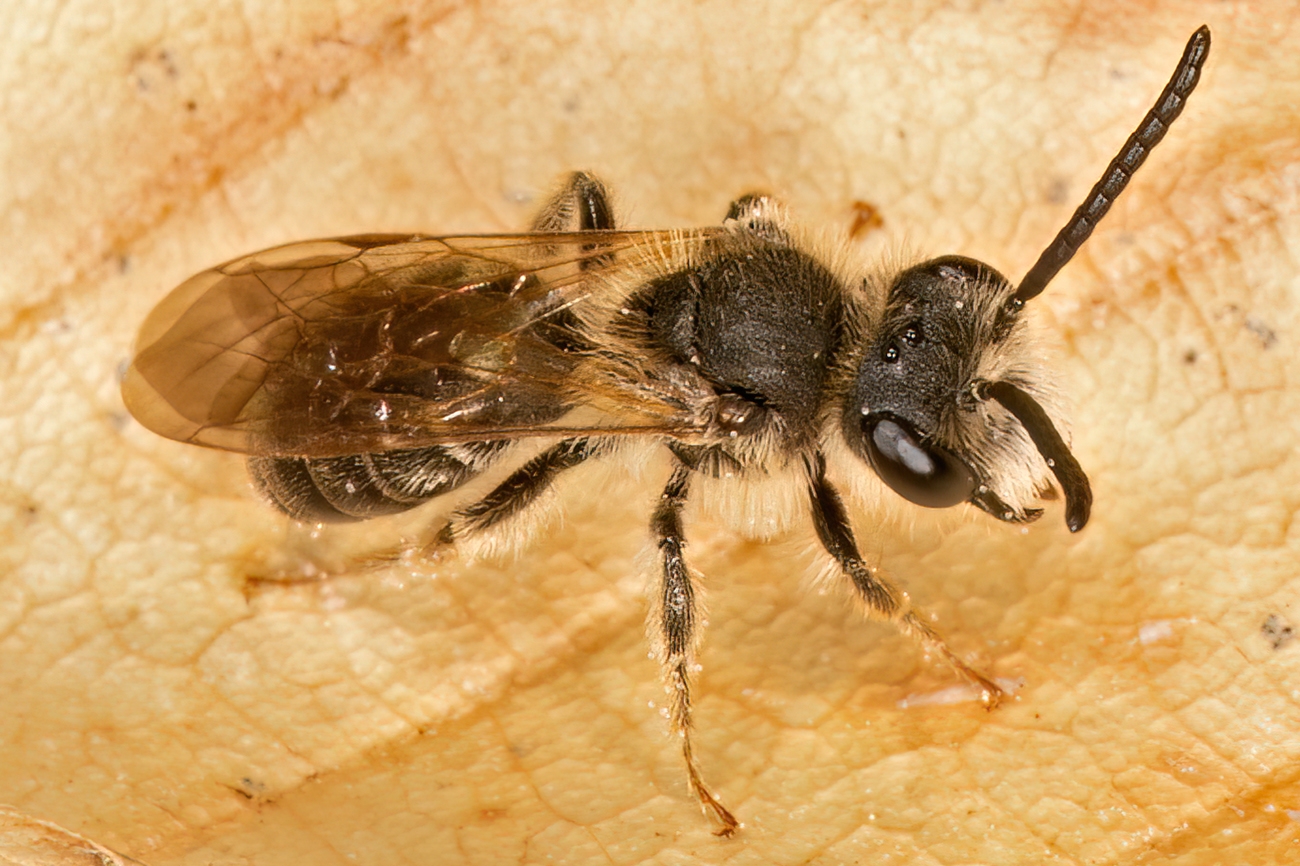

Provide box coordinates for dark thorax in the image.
[625,226,850,476]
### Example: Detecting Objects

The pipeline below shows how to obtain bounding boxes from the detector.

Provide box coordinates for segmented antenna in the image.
[1014,26,1211,302]
[983,380,1092,532]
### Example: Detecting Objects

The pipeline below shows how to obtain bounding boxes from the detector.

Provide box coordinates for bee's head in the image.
[841,255,1092,532]
[834,25,1212,534]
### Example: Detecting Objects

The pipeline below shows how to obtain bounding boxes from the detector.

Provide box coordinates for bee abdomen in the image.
[249,441,506,523]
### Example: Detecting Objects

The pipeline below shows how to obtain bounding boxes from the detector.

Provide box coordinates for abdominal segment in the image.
[248,441,507,523]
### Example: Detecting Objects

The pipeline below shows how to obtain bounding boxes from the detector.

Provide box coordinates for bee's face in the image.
[842,256,1016,509]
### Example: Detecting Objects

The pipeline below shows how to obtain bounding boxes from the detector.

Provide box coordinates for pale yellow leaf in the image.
[2,2,1298,865]
[0,806,144,866]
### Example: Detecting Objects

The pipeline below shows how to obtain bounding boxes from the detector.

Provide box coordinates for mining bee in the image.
[122,27,1211,835]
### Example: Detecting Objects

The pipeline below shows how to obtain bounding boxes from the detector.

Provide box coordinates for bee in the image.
[122,27,1211,835]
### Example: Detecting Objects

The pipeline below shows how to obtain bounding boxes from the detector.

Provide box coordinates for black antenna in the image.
[983,381,1092,532]
[1014,26,1211,303]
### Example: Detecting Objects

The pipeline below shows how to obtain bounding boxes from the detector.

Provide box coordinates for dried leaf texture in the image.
[2,1,1298,864]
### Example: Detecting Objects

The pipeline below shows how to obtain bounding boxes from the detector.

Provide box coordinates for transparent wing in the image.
[122,230,720,457]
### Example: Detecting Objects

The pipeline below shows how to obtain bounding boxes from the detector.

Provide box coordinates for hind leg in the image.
[438,437,609,547]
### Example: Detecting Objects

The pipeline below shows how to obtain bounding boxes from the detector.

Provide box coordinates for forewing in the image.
[122,231,714,457]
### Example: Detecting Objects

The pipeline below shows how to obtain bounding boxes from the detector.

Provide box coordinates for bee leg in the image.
[805,454,1005,709]
[532,171,615,232]
[723,192,788,242]
[530,169,611,231]
[531,171,617,271]
[442,437,607,543]
[650,463,741,836]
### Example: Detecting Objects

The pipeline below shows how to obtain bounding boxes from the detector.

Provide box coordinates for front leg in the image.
[805,454,1004,708]
[650,463,740,836]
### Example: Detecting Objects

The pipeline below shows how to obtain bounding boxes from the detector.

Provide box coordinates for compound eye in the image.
[862,414,977,508]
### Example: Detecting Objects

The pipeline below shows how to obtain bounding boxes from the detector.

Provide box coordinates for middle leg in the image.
[649,462,740,836]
